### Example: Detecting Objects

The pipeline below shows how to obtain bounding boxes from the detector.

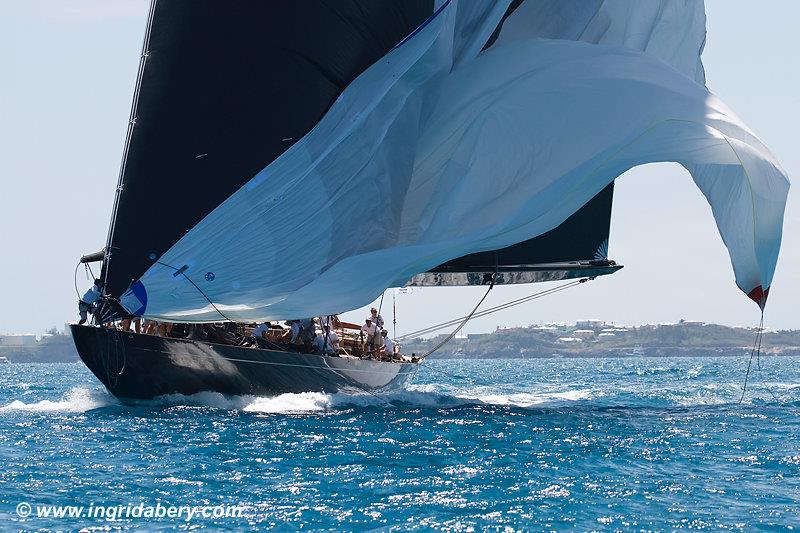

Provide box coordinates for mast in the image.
[102,0,158,293]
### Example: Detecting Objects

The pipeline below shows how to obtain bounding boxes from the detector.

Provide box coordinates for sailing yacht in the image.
[72,1,788,401]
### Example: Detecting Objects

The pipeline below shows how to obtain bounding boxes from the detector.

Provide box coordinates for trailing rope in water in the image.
[739,312,785,405]
[739,312,766,404]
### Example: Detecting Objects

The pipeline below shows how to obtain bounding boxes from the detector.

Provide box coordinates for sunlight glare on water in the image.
[1,357,799,530]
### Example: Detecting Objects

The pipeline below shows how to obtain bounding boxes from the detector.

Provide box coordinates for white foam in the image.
[142,385,595,414]
[0,387,116,413]
[243,392,334,413]
[151,390,348,413]
[457,389,594,407]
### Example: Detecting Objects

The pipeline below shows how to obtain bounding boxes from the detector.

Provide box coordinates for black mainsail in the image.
[102,0,435,299]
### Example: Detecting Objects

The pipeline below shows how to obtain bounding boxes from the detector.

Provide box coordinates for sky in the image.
[1,1,798,337]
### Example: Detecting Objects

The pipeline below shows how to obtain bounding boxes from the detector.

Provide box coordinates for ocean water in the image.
[1,357,799,531]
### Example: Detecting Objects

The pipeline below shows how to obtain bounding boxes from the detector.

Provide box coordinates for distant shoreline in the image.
[2,321,799,363]
[406,321,800,360]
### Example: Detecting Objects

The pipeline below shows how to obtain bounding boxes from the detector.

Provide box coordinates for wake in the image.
[0,385,598,415]
[0,387,118,413]
[1,381,796,415]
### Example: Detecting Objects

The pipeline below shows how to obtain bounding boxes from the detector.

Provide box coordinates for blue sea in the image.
[1,357,799,531]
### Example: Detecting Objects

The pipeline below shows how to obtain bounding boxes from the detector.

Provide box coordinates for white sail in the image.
[121,0,788,322]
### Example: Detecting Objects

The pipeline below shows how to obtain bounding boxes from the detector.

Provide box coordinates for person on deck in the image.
[361,318,380,356]
[381,329,395,359]
[313,325,340,356]
[299,318,316,352]
[142,319,158,335]
[251,322,270,348]
[370,308,385,330]
[78,279,103,325]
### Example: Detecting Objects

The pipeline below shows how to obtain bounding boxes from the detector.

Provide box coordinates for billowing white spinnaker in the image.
[127,0,788,321]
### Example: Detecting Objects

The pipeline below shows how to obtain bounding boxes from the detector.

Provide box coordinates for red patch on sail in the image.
[747,285,769,310]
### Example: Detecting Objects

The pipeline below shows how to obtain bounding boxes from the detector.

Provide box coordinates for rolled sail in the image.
[103,1,787,322]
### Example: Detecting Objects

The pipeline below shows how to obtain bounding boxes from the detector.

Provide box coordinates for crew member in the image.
[361,318,379,356]
[313,325,340,355]
[251,322,270,348]
[381,329,395,359]
[299,318,316,352]
[78,279,103,325]
[370,308,385,330]
[142,319,158,335]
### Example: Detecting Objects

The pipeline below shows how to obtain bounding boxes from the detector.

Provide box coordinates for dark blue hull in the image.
[70,325,417,401]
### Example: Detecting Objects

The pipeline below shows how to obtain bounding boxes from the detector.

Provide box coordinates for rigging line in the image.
[398,279,586,339]
[751,313,783,404]
[154,260,234,323]
[406,281,584,339]
[102,0,159,292]
[739,312,765,404]
[757,313,764,371]
[397,278,589,340]
[378,291,385,316]
[73,262,83,300]
[419,274,496,360]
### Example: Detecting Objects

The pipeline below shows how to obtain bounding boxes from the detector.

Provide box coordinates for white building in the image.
[572,329,595,338]
[557,337,583,343]
[576,319,604,329]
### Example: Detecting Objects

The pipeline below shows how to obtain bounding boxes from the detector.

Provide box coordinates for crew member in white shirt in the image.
[381,329,395,358]
[370,308,385,329]
[361,318,377,355]
[314,325,340,355]
[251,322,270,348]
